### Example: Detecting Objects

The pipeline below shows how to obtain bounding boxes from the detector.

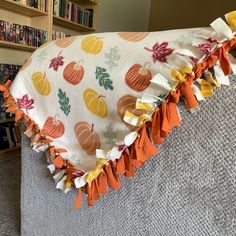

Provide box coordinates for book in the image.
[23,25,29,45]
[53,1,94,28]
[15,24,20,44]
[60,0,66,18]
[0,20,4,41]
[19,25,24,45]
[14,0,48,11]
[5,22,11,41]
[54,0,60,16]
[28,26,33,46]
[87,9,94,28]
[0,62,21,120]
[0,19,48,47]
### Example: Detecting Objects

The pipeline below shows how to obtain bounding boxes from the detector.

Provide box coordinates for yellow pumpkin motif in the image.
[81,35,103,54]
[83,88,108,118]
[32,72,51,96]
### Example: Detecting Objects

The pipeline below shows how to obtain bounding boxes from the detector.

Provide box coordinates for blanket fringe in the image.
[1,33,236,209]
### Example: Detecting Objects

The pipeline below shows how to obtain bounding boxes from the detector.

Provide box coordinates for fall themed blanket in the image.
[1,11,236,208]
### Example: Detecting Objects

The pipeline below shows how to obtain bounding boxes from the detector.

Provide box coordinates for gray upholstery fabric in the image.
[21,79,236,236]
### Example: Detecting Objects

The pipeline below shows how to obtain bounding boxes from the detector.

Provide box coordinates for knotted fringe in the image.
[151,90,181,144]
[1,36,236,209]
[79,124,158,207]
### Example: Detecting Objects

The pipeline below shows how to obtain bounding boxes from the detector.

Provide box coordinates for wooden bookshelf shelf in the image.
[1,0,48,17]
[0,118,15,124]
[53,16,96,32]
[0,146,20,155]
[0,40,37,52]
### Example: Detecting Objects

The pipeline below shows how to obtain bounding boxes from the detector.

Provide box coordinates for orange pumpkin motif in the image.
[42,115,65,138]
[118,32,149,42]
[117,95,146,131]
[55,36,76,48]
[125,62,152,92]
[74,121,101,155]
[63,60,84,85]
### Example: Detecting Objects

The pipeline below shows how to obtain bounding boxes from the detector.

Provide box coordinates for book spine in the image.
[19,25,24,44]
[56,0,60,16]
[44,30,47,43]
[32,28,36,47]
[15,24,19,44]
[68,2,72,20]
[28,27,32,46]
[23,25,29,45]
[0,20,4,41]
[3,64,9,84]
[5,22,10,42]
[0,64,4,84]
[71,3,74,21]
[9,64,14,81]
[12,23,16,43]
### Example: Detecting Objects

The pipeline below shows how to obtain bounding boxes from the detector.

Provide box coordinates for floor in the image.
[0,150,21,236]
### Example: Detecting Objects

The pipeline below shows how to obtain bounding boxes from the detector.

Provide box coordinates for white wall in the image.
[97,0,151,32]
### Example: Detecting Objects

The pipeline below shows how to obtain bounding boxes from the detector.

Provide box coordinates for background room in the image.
[0,1,236,236]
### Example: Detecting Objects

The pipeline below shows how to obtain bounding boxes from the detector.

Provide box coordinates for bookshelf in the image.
[0,40,37,52]
[0,118,15,124]
[53,15,96,32]
[0,0,99,154]
[0,1,98,62]
[0,146,21,156]
[1,0,49,17]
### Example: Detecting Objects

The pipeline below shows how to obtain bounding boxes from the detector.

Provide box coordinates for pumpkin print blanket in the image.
[1,11,236,208]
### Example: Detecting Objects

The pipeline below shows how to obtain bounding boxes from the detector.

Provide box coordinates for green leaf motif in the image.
[36,49,48,62]
[105,46,121,71]
[95,66,114,90]
[58,89,71,116]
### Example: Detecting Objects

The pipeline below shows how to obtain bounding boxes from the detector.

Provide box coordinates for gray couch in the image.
[21,79,236,236]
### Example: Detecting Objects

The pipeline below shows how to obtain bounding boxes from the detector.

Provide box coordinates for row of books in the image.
[15,0,48,12]
[0,63,21,84]
[52,30,70,40]
[54,0,94,28]
[0,123,21,150]
[0,20,48,47]
[0,63,21,120]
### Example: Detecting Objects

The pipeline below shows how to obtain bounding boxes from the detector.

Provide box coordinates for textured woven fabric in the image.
[0,156,20,235]
[21,78,236,236]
